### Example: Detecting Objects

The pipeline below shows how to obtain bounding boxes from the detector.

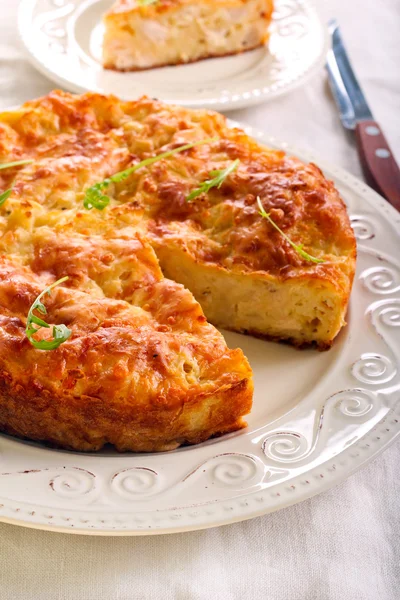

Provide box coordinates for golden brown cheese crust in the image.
[0,90,355,451]
[0,255,251,452]
[108,0,269,12]
[0,91,356,320]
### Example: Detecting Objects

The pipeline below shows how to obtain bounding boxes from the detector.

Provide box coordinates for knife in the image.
[326,19,400,212]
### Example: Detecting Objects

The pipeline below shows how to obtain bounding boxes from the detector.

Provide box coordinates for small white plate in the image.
[18,0,328,110]
[0,123,399,536]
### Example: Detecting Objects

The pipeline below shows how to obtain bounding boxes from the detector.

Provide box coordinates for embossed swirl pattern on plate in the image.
[360,266,400,295]
[49,468,96,498]
[333,389,377,418]
[379,304,400,327]
[350,215,376,240]
[352,353,397,386]
[111,468,160,499]
[262,432,310,463]
[262,388,381,464]
[369,299,400,329]
[183,453,263,489]
[210,454,258,487]
[36,0,76,53]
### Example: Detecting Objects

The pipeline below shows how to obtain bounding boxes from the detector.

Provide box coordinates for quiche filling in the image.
[103,0,274,71]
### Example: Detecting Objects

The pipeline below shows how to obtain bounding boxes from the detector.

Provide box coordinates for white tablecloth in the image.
[0,1,399,599]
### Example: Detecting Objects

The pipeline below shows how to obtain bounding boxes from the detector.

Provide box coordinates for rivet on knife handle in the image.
[355,120,400,212]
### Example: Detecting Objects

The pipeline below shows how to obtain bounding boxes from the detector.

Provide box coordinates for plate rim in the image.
[0,123,399,536]
[17,0,330,111]
[0,429,398,537]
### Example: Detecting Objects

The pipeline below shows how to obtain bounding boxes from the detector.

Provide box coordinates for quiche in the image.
[0,91,356,452]
[103,0,274,71]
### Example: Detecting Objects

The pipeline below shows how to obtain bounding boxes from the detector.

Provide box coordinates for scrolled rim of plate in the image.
[18,0,329,110]
[0,121,399,535]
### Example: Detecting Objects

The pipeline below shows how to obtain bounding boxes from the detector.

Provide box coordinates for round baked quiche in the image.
[0,91,356,452]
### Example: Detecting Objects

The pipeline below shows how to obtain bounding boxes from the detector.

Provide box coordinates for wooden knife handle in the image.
[355,120,400,212]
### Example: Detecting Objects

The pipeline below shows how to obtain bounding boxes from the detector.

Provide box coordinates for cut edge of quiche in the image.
[103,0,274,71]
[0,232,253,452]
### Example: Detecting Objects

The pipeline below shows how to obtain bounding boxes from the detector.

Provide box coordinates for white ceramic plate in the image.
[0,125,399,536]
[18,0,328,110]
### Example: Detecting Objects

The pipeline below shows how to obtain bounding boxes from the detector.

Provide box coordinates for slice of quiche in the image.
[0,230,252,452]
[103,0,274,71]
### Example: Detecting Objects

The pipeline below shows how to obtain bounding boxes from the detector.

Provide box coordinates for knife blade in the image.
[326,20,373,129]
[326,19,400,211]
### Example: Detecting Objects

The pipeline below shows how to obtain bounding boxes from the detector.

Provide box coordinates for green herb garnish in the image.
[0,160,33,208]
[83,137,217,210]
[137,0,159,5]
[0,159,33,171]
[256,196,324,264]
[0,189,12,207]
[26,277,72,350]
[186,159,240,202]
